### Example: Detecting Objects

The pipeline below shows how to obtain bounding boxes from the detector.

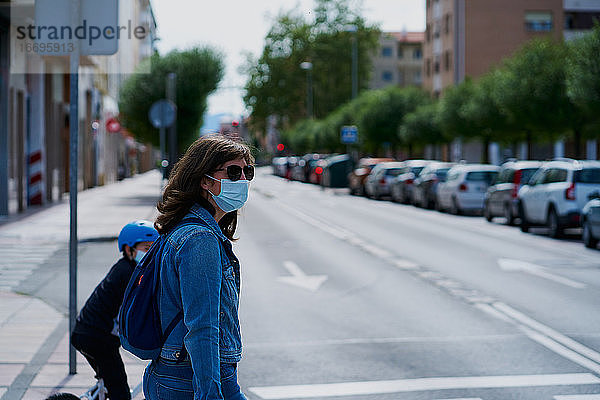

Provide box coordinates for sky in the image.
[151,0,426,120]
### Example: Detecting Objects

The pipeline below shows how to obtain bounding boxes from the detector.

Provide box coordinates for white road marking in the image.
[498,258,586,289]
[277,261,328,292]
[435,398,482,400]
[493,303,600,366]
[248,373,600,399]
[555,395,600,400]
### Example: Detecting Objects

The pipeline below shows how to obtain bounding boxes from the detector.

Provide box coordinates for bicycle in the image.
[80,378,107,400]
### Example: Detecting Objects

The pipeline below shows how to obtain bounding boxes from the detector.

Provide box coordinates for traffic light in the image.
[277,143,285,152]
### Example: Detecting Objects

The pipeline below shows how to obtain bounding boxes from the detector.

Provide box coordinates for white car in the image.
[364,161,405,199]
[518,159,600,238]
[436,164,500,215]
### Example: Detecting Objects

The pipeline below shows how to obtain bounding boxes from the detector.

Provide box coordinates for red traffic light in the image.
[277,143,285,152]
[232,120,239,127]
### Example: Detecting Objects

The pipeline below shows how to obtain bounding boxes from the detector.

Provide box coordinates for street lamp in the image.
[300,61,313,118]
[345,24,358,99]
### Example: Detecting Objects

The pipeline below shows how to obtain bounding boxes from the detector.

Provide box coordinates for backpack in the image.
[119,217,203,360]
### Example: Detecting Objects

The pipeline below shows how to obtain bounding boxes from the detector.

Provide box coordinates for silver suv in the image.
[518,159,600,238]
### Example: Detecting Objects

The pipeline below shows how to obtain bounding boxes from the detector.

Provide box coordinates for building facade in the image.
[370,31,424,90]
[0,0,157,217]
[422,0,599,163]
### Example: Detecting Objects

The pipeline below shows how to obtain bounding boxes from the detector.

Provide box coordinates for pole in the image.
[351,32,358,99]
[307,68,313,119]
[68,0,80,376]
[166,73,177,174]
[159,109,166,179]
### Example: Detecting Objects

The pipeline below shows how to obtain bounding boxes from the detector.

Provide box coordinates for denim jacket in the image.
[157,204,242,398]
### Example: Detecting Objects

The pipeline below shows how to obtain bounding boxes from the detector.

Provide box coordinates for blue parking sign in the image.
[341,125,358,144]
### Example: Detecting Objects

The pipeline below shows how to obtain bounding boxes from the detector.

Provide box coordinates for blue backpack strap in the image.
[158,216,207,361]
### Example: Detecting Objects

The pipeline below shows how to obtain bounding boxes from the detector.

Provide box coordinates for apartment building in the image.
[423,0,563,96]
[422,0,600,162]
[370,31,424,90]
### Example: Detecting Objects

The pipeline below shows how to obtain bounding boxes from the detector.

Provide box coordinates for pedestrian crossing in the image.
[0,242,61,291]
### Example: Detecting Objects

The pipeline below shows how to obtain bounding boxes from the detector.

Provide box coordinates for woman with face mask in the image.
[71,220,159,400]
[143,135,254,400]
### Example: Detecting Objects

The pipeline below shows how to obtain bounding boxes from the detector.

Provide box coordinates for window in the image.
[575,168,600,183]
[444,51,452,71]
[444,14,451,34]
[413,48,422,59]
[382,71,393,82]
[466,171,498,184]
[525,11,553,32]
[520,168,539,184]
[397,47,404,59]
[382,46,393,57]
[414,70,422,83]
[543,168,567,183]
[434,56,440,74]
[426,59,431,77]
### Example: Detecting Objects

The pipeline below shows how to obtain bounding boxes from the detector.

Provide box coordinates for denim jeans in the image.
[143,359,247,400]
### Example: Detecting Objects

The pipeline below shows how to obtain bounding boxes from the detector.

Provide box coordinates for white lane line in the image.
[521,327,600,375]
[555,396,600,400]
[493,303,600,366]
[498,258,586,289]
[248,373,600,399]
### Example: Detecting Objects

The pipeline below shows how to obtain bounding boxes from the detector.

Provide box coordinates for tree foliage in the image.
[566,25,600,137]
[243,0,380,134]
[119,47,224,153]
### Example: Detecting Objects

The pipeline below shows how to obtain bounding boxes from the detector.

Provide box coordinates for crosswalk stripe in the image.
[0,244,59,291]
[554,395,600,400]
[249,373,600,399]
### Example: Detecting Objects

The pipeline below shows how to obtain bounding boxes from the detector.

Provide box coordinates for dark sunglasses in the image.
[215,165,255,181]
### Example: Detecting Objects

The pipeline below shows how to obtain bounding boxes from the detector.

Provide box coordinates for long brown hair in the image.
[155,135,254,239]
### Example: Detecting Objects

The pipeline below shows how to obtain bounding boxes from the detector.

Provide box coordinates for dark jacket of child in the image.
[73,256,136,338]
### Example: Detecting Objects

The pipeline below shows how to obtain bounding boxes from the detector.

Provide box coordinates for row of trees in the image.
[280,26,600,160]
[242,0,380,135]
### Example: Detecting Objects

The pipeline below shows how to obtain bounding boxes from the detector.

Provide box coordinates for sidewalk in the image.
[0,170,163,400]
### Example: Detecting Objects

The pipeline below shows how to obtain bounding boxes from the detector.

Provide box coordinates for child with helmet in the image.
[71,220,159,400]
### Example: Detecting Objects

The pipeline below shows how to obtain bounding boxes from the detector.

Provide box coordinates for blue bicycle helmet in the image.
[118,220,159,251]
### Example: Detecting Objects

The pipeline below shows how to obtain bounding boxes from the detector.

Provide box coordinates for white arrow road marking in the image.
[277,261,328,292]
[498,258,586,289]
[248,373,600,399]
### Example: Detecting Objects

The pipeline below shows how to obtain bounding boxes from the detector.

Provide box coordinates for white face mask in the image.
[134,250,146,264]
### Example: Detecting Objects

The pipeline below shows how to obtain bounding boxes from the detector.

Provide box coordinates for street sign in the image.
[341,125,358,144]
[34,0,119,56]
[106,118,121,133]
[149,100,176,129]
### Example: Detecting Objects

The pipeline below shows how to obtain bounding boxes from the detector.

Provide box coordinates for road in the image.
[234,167,600,400]
[5,166,599,400]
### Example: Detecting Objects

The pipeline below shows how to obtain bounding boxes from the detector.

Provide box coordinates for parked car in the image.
[321,154,352,188]
[412,162,456,209]
[348,157,395,195]
[518,159,600,238]
[436,164,500,215]
[483,160,542,225]
[390,160,433,204]
[582,192,600,249]
[289,153,322,182]
[272,157,288,177]
[364,161,406,199]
